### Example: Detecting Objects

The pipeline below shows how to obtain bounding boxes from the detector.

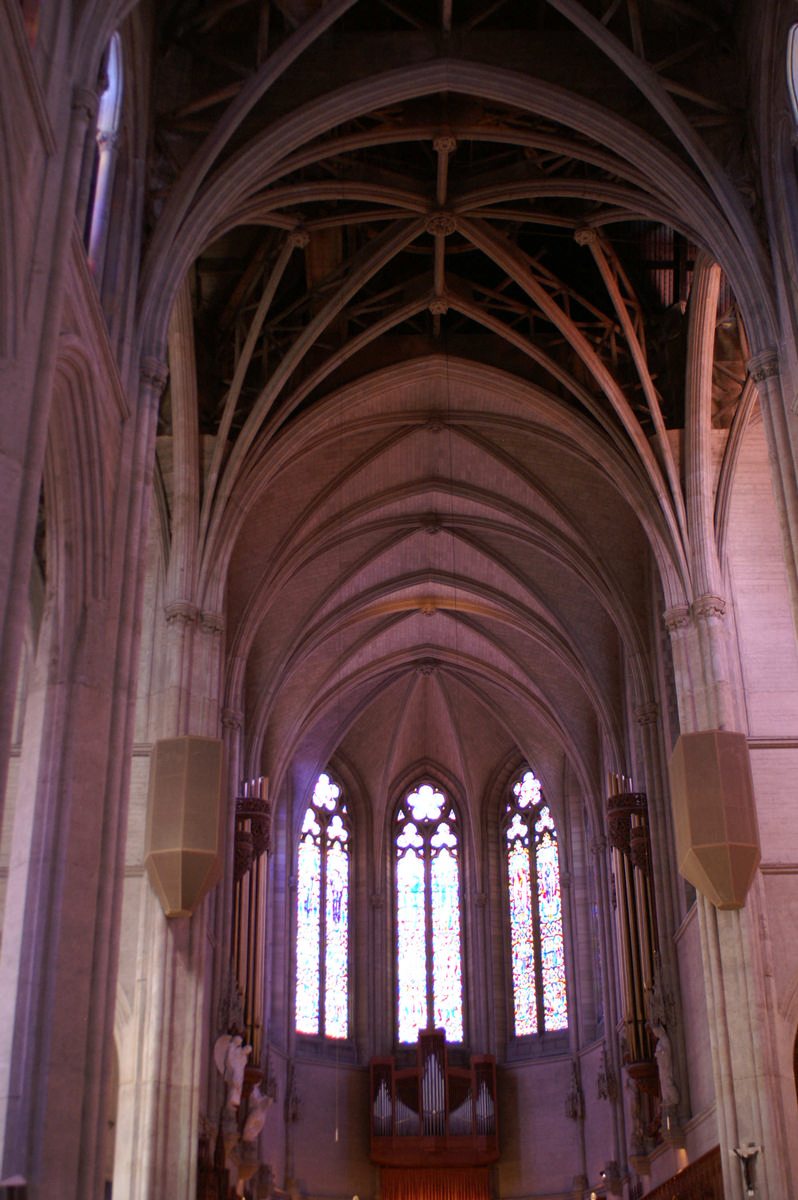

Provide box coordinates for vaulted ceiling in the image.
[148,0,755,820]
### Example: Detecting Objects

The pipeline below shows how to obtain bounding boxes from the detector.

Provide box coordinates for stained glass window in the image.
[395,783,463,1044]
[504,769,567,1035]
[296,772,349,1038]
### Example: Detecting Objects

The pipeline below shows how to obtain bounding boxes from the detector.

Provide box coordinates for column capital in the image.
[164,598,199,627]
[72,86,98,124]
[200,610,225,636]
[140,355,169,396]
[747,348,779,382]
[635,703,659,727]
[692,593,726,621]
[221,707,243,731]
[663,603,691,633]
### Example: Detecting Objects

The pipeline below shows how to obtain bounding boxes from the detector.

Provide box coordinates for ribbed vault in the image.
[148,0,758,817]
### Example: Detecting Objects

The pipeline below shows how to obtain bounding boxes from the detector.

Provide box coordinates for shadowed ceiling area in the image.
[150,0,751,812]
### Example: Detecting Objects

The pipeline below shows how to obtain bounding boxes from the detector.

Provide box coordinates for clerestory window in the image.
[504,769,567,1036]
[85,32,123,277]
[295,772,350,1039]
[395,782,463,1044]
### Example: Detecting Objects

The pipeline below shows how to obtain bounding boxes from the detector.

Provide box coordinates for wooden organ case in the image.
[370,1030,499,1167]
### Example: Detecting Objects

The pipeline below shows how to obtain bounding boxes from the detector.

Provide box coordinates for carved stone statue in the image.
[242,1082,273,1143]
[214,1033,252,1109]
[649,1019,680,1110]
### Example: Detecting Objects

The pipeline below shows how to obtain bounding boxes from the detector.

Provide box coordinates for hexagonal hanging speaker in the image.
[668,730,760,910]
[144,736,225,918]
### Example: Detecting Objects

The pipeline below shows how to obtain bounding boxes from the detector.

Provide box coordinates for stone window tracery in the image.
[295,771,350,1039]
[504,769,567,1036]
[395,782,464,1044]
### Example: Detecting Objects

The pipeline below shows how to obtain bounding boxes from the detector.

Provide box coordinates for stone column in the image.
[0,335,167,1200]
[0,85,97,807]
[747,350,798,636]
[113,600,228,1200]
[665,600,794,1198]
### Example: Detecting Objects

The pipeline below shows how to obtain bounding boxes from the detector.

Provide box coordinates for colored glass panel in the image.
[324,816,349,1038]
[430,824,463,1042]
[295,772,350,1038]
[505,771,567,1036]
[407,784,445,821]
[514,771,541,810]
[296,832,321,1034]
[537,829,567,1030]
[396,831,427,1042]
[507,832,536,1035]
[396,785,464,1044]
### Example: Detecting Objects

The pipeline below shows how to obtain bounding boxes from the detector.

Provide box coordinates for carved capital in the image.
[72,86,98,124]
[289,228,310,249]
[748,349,779,383]
[429,295,449,315]
[692,593,726,622]
[426,211,456,237]
[590,836,607,856]
[574,226,598,247]
[416,658,438,675]
[164,598,200,627]
[140,355,169,396]
[200,610,225,636]
[425,416,445,432]
[635,703,658,727]
[419,598,438,616]
[663,604,690,634]
[221,707,243,731]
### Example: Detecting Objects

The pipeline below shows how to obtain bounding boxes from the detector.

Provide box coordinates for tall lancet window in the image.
[295,772,350,1039]
[504,769,567,1035]
[395,782,463,1044]
[86,33,123,277]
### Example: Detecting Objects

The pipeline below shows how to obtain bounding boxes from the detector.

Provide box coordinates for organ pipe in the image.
[607,775,657,1067]
[232,776,271,1061]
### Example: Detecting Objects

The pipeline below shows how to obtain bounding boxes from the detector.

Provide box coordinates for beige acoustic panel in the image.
[144,736,225,918]
[668,730,760,910]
